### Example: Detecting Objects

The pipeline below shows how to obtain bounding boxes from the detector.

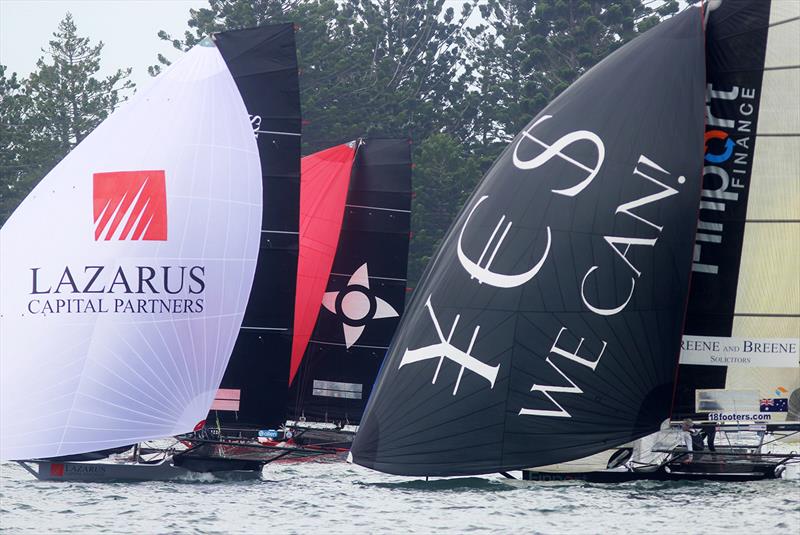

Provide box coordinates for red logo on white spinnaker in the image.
[93,170,167,241]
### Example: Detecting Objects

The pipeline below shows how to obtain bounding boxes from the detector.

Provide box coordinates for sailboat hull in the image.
[522,454,789,482]
[16,459,263,482]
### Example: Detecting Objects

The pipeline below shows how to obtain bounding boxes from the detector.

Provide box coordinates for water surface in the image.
[1,460,798,533]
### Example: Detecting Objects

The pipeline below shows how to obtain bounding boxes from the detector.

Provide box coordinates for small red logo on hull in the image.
[93,170,167,241]
[49,463,65,477]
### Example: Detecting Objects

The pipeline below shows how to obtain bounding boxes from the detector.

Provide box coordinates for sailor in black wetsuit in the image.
[699,422,716,452]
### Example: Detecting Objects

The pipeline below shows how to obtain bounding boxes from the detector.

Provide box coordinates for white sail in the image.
[0,41,261,460]
[679,0,800,423]
[723,1,800,419]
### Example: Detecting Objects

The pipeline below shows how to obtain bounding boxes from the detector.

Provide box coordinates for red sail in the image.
[290,143,357,384]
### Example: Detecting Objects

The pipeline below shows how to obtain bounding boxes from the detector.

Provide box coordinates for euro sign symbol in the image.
[512,115,605,198]
[457,195,552,288]
[398,296,500,395]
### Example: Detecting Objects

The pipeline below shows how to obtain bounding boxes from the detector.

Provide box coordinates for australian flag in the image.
[760,398,789,412]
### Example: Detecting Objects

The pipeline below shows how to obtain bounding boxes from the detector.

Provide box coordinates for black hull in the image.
[292,427,355,451]
[522,462,783,483]
[17,459,263,482]
[172,454,265,473]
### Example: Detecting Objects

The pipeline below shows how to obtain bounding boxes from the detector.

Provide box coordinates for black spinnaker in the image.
[209,24,302,430]
[351,7,706,476]
[289,139,412,425]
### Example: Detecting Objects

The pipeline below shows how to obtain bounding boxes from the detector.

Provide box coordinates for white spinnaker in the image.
[726,1,800,414]
[0,42,261,460]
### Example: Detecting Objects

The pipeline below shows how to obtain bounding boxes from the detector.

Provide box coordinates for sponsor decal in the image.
[250,115,262,138]
[19,171,207,317]
[312,380,363,400]
[321,263,398,348]
[211,389,241,412]
[776,386,789,396]
[26,265,206,316]
[760,398,788,413]
[93,170,167,241]
[49,463,64,477]
[65,464,106,474]
[679,335,799,368]
[707,412,772,422]
[692,84,759,275]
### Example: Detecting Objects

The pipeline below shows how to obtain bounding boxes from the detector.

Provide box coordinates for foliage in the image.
[0,13,133,226]
[466,0,680,146]
[0,2,679,284]
[408,133,480,285]
[152,0,478,154]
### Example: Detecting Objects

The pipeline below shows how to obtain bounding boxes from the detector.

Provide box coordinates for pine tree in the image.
[465,0,679,149]
[0,13,134,226]
[153,0,478,153]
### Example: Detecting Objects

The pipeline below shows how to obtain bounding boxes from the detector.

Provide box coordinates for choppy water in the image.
[1,459,798,534]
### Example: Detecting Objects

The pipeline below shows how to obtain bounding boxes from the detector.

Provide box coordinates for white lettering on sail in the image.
[520,327,607,417]
[580,267,636,317]
[457,195,552,288]
[511,115,605,197]
[250,115,262,138]
[615,155,678,232]
[603,236,658,277]
[398,295,499,395]
[579,155,679,316]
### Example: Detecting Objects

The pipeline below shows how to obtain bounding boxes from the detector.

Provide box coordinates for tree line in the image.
[0,0,677,285]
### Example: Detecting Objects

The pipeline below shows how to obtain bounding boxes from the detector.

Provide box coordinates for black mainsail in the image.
[351,8,706,476]
[210,24,302,430]
[289,139,412,424]
[675,0,800,422]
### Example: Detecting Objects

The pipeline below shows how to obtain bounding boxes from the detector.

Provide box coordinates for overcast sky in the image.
[1,0,207,89]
